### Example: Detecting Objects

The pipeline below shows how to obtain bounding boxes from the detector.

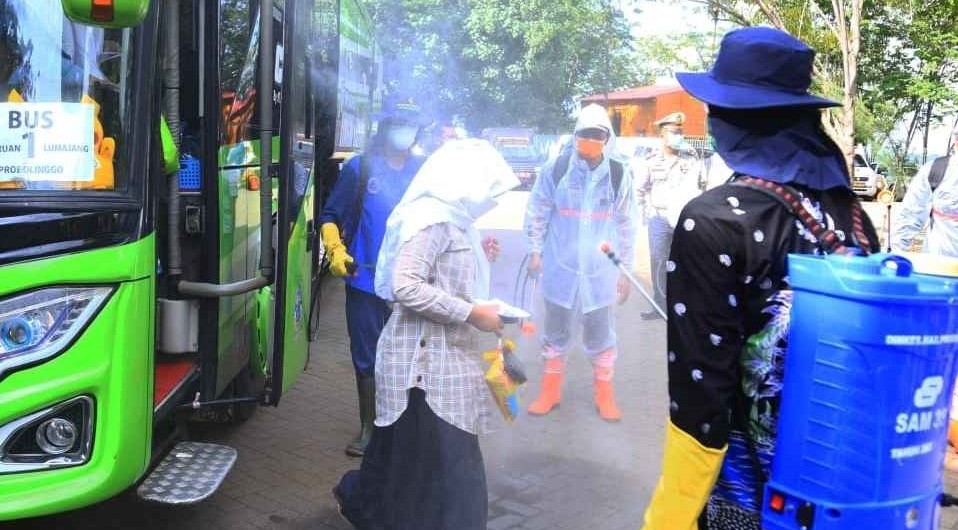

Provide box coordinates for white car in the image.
[851,149,887,201]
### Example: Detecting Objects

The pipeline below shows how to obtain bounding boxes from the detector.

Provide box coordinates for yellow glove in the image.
[321,222,355,277]
[641,420,727,530]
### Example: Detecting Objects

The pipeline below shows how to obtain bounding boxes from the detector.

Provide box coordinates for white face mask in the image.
[386,125,419,151]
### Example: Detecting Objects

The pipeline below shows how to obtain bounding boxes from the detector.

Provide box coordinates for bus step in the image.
[136,441,238,505]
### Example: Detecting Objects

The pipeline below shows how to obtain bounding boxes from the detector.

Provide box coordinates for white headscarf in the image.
[375,139,520,302]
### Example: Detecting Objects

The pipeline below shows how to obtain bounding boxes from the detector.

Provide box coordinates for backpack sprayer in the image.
[599,242,667,320]
[600,239,958,526]
[761,253,958,529]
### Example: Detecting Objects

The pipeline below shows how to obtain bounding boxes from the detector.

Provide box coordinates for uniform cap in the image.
[654,112,685,128]
[372,93,431,126]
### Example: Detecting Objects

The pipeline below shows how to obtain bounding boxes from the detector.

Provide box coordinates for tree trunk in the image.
[922,100,933,164]
[831,0,863,176]
[707,0,863,173]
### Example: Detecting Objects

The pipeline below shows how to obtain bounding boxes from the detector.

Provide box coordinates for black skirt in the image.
[336,388,488,530]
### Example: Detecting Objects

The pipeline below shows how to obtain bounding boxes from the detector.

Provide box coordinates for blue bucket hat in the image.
[372,93,431,125]
[676,27,839,109]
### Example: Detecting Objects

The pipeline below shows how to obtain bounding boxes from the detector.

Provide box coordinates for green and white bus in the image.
[0,0,380,519]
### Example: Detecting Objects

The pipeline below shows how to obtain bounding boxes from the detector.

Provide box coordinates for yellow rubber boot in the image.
[641,421,727,530]
[527,357,563,415]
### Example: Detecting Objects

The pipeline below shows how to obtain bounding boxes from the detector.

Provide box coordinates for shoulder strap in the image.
[344,155,370,247]
[733,390,768,510]
[929,156,950,192]
[610,160,623,197]
[730,176,872,255]
[551,151,571,188]
[551,152,623,197]
[699,156,712,191]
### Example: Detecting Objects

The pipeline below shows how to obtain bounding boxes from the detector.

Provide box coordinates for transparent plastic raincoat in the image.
[892,156,958,257]
[524,105,636,313]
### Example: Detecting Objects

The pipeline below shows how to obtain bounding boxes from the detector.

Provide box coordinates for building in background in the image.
[580,83,706,138]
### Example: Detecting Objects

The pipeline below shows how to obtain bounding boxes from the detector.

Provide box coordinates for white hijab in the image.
[375,139,520,302]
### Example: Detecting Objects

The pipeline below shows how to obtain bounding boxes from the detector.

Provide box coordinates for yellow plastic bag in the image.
[483,339,525,423]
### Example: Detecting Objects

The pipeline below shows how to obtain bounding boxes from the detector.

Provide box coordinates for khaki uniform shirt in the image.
[635,151,704,227]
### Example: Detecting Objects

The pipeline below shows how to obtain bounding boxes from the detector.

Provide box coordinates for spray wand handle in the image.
[599,241,668,321]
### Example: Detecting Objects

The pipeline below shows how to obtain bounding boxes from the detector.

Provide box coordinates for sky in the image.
[629,1,717,37]
[628,1,731,83]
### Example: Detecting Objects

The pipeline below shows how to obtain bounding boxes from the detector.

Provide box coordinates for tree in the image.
[858,0,958,166]
[686,0,861,171]
[652,0,958,175]
[364,0,647,132]
[633,31,720,78]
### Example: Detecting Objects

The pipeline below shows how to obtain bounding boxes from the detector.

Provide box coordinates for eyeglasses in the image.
[575,128,609,141]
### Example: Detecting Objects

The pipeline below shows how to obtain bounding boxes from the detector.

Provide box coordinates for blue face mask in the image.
[666,133,685,151]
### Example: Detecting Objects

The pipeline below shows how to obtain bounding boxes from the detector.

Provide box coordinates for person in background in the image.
[319,95,428,457]
[892,129,958,257]
[892,130,958,469]
[640,27,878,530]
[333,139,519,530]
[523,103,636,422]
[703,149,733,190]
[634,112,705,319]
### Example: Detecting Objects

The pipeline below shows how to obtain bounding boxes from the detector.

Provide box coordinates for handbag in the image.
[483,338,527,423]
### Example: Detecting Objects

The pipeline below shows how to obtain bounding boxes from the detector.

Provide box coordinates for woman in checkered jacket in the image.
[334,139,519,530]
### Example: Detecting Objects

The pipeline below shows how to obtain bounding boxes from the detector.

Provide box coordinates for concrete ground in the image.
[6,193,957,530]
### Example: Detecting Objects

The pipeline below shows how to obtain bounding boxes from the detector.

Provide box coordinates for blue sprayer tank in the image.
[762,253,958,530]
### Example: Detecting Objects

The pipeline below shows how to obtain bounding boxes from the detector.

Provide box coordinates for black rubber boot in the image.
[345,376,375,457]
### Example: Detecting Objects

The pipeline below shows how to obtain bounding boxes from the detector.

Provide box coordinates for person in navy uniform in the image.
[319,95,429,457]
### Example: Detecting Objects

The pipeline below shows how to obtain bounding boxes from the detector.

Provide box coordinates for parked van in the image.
[481,128,546,190]
[851,145,887,201]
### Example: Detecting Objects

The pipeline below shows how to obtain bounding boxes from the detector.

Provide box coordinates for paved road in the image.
[7,192,958,530]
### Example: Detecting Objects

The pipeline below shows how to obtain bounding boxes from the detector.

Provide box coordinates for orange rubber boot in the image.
[527,357,563,416]
[594,379,622,422]
[593,362,621,422]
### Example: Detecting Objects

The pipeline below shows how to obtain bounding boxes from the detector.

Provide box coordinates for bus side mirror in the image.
[62,0,150,28]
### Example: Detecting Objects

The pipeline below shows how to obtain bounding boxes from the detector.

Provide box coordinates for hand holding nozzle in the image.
[321,223,357,277]
[600,242,668,321]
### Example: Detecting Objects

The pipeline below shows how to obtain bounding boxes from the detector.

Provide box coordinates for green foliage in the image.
[633,31,720,77]
[858,0,958,168]
[651,0,958,172]
[365,0,647,132]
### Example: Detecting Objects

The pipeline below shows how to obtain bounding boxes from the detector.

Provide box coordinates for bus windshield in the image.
[0,0,135,192]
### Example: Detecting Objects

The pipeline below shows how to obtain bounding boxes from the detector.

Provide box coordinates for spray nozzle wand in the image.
[599,241,668,321]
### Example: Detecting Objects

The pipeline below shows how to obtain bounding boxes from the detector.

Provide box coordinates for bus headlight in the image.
[0,287,113,379]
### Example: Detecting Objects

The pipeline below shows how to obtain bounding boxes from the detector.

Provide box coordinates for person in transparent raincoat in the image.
[523,103,636,422]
